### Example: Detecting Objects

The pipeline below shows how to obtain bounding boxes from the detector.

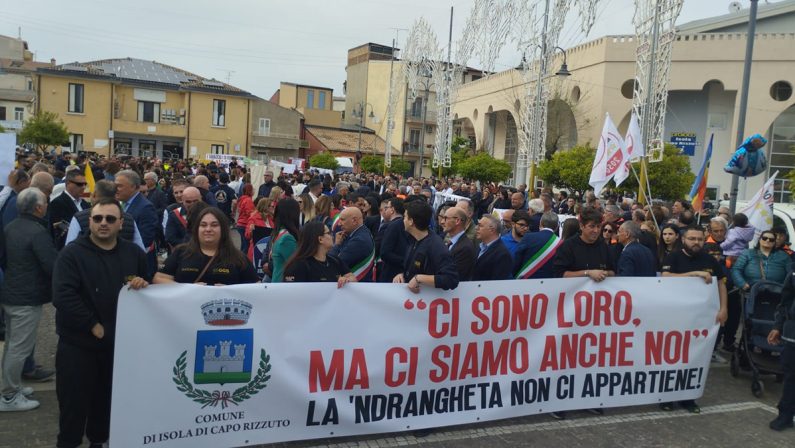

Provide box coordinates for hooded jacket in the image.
[52,235,149,351]
[721,225,756,257]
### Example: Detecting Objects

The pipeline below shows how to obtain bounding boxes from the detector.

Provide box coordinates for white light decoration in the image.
[383,46,404,168]
[632,0,684,162]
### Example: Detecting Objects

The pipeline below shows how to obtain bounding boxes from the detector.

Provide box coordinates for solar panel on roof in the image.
[93,59,193,86]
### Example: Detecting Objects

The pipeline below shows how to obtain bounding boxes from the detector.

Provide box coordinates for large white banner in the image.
[111,278,719,447]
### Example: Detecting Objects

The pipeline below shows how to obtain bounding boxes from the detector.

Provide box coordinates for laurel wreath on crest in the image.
[172,349,271,409]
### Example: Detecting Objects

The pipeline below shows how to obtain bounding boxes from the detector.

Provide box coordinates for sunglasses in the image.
[91,215,119,224]
[760,236,776,242]
[70,181,88,187]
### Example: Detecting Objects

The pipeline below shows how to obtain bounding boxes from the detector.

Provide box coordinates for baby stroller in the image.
[730,279,785,397]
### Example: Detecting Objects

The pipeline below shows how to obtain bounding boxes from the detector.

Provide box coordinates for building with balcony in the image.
[344,42,483,176]
[249,98,303,163]
[36,58,254,159]
[0,34,51,134]
[449,0,795,201]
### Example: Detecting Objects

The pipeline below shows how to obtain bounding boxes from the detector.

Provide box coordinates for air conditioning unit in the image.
[425,125,433,133]
[422,159,429,166]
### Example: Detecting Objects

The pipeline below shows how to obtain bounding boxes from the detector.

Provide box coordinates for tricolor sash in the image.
[515,233,562,279]
[351,248,376,281]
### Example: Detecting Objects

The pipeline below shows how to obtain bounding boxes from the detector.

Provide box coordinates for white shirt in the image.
[64,190,83,211]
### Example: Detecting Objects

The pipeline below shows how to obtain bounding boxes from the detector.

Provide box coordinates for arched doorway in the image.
[546,99,577,157]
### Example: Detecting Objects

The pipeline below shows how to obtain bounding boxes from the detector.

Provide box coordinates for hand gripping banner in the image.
[111,278,719,447]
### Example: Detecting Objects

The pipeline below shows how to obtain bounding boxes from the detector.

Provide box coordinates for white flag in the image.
[739,171,778,235]
[614,112,644,187]
[589,113,626,195]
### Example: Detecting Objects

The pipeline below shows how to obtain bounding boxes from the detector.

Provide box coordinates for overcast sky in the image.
[4,0,754,99]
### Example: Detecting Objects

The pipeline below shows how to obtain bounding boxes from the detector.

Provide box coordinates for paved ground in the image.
[1,305,793,448]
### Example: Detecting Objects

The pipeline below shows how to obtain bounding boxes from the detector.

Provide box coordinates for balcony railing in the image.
[252,131,300,139]
[405,107,437,123]
[0,120,23,130]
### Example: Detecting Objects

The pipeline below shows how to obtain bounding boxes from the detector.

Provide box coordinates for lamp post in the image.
[354,101,376,158]
[525,45,571,189]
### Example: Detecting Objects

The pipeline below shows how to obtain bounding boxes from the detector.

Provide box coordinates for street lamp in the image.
[353,101,376,159]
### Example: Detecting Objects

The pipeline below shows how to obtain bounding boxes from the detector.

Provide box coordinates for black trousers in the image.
[780,343,795,416]
[56,340,113,448]
[719,289,743,348]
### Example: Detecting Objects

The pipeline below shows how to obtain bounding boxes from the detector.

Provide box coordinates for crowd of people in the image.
[0,149,793,447]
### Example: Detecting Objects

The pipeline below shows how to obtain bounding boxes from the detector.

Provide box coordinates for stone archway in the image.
[546,98,578,157]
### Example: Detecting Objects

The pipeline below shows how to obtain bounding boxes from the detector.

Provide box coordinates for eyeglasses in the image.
[70,180,88,187]
[91,215,119,224]
[760,236,776,242]
[603,229,615,234]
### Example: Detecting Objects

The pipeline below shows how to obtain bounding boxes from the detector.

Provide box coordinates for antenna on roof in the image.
[218,69,235,84]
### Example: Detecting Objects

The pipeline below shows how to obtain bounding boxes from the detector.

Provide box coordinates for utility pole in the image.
[729,0,759,214]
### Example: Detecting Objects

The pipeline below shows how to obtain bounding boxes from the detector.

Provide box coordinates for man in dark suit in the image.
[616,221,657,277]
[472,214,512,281]
[377,198,408,283]
[115,170,159,277]
[142,172,168,216]
[443,206,476,281]
[514,212,561,279]
[330,207,375,282]
[49,170,90,249]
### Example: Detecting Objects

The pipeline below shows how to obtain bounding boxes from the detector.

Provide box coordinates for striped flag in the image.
[688,134,713,212]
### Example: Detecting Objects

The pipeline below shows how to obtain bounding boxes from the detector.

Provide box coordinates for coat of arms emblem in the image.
[172,299,271,408]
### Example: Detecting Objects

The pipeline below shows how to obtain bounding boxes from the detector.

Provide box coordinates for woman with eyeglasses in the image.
[732,230,792,291]
[283,222,356,286]
[154,207,257,285]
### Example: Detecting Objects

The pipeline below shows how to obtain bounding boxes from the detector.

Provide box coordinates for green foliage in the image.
[618,144,695,200]
[440,136,474,177]
[0,124,5,133]
[309,152,339,170]
[358,155,411,175]
[457,151,513,183]
[18,111,69,153]
[537,145,596,193]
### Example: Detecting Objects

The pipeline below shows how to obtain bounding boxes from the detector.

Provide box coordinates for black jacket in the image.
[49,191,90,249]
[403,232,459,290]
[472,239,513,281]
[450,233,476,281]
[0,214,58,306]
[775,273,795,346]
[378,217,408,282]
[52,235,149,351]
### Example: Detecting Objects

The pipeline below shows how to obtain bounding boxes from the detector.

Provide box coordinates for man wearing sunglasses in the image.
[50,170,90,250]
[52,198,150,448]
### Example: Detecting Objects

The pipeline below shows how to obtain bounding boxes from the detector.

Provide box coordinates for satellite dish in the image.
[728,1,743,13]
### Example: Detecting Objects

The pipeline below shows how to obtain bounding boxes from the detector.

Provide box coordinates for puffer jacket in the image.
[0,213,58,306]
[732,248,792,287]
[721,225,756,257]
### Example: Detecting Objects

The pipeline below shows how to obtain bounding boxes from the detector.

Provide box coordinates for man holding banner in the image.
[330,207,375,282]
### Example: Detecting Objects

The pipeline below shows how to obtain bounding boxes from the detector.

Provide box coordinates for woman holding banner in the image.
[283,222,356,286]
[154,207,257,285]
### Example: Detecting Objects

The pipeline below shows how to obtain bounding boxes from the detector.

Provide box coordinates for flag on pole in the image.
[84,162,95,195]
[589,113,626,196]
[614,112,644,187]
[739,171,778,236]
[688,134,714,212]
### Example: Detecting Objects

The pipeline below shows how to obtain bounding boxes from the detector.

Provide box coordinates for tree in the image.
[618,145,695,201]
[536,144,596,193]
[438,136,474,178]
[358,155,411,175]
[309,152,339,170]
[457,151,513,183]
[18,111,69,154]
[0,124,5,133]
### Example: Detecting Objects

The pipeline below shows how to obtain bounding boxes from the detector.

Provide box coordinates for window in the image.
[409,129,421,151]
[411,98,423,117]
[137,101,160,123]
[258,118,271,136]
[318,91,326,109]
[26,78,33,91]
[68,83,84,113]
[211,144,225,154]
[306,90,314,109]
[0,106,5,121]
[14,107,23,121]
[212,99,226,126]
[69,134,83,152]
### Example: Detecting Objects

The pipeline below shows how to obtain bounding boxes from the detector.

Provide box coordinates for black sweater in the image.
[52,235,149,351]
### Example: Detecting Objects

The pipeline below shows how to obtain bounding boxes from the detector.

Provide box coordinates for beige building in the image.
[271,82,342,128]
[249,97,304,163]
[344,43,483,176]
[450,1,795,202]
[36,58,254,159]
[0,35,51,133]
